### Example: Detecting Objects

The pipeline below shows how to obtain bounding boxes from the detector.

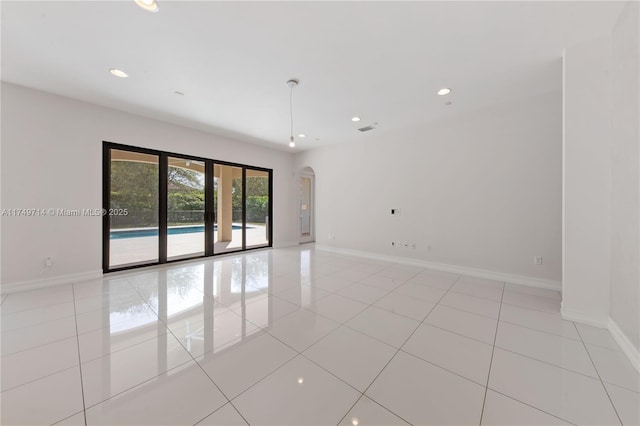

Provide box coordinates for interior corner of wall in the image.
[608,317,640,373]
[560,303,609,328]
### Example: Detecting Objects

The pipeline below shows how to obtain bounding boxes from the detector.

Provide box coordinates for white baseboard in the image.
[315,245,562,291]
[273,240,299,249]
[608,317,640,373]
[560,304,609,328]
[1,270,103,294]
[561,305,640,373]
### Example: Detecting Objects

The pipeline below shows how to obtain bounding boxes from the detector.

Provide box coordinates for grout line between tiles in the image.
[193,401,249,426]
[1,311,78,336]
[78,328,168,365]
[499,300,561,316]
[335,274,459,426]
[420,316,496,346]
[497,317,582,342]
[485,388,578,425]
[126,281,239,405]
[0,329,78,359]
[447,288,503,303]
[0,363,80,395]
[334,394,367,425]
[491,344,601,381]
[50,409,87,425]
[237,273,416,425]
[501,286,564,301]
[8,247,623,425]
[434,301,500,321]
[580,338,626,354]
[398,348,488,388]
[70,285,88,426]
[478,281,505,425]
[602,380,640,395]
[574,322,625,424]
[82,358,195,411]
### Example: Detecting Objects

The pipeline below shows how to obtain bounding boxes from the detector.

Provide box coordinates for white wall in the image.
[562,37,612,325]
[0,83,298,288]
[609,0,639,350]
[295,92,562,285]
[562,1,639,367]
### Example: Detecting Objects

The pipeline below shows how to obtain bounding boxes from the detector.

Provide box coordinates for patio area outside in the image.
[110,223,268,267]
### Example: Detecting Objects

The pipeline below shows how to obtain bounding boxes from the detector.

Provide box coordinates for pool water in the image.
[110,224,245,239]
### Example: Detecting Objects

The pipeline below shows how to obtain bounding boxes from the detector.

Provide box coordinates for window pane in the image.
[246,169,270,248]
[109,149,159,268]
[167,157,205,260]
[214,164,243,253]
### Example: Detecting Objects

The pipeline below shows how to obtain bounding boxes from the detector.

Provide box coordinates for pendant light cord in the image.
[290,85,294,141]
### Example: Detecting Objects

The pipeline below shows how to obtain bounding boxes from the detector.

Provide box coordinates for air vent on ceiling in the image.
[358,125,376,132]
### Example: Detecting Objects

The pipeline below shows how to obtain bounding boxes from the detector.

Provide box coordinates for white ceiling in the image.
[1,1,625,151]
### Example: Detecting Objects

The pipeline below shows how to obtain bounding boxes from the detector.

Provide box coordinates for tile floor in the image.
[1,246,638,425]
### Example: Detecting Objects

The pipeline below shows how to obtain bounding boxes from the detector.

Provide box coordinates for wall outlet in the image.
[426,244,432,252]
[391,241,397,248]
[45,257,53,267]
[391,208,401,215]
[534,256,543,265]
[328,234,335,240]
[411,243,417,250]
[403,242,409,249]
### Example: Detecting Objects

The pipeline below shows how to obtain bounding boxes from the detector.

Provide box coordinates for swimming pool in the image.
[110,224,245,239]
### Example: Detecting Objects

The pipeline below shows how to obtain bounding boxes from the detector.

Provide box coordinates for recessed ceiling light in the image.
[298,134,306,138]
[289,141,295,148]
[109,68,128,78]
[437,88,452,96]
[351,116,361,122]
[135,0,159,12]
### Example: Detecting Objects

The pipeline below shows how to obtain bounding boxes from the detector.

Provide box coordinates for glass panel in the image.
[167,157,205,260]
[214,164,243,253]
[109,149,159,268]
[246,169,270,248]
[300,177,312,236]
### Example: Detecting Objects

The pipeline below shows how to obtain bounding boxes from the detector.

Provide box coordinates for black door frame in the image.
[102,141,273,273]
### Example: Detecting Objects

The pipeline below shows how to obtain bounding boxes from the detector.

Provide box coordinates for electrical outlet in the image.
[328,234,335,240]
[391,241,396,248]
[426,244,432,252]
[45,257,53,267]
[403,242,409,248]
[534,256,543,265]
[411,243,417,250]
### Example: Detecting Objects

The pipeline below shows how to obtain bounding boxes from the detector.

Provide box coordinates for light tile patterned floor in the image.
[1,246,637,425]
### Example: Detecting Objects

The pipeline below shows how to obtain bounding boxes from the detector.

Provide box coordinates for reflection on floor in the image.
[1,246,638,425]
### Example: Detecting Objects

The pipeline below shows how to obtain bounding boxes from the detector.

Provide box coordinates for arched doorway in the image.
[299,167,315,243]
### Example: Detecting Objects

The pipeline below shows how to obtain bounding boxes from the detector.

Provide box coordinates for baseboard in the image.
[273,240,299,249]
[608,317,640,373]
[315,245,562,291]
[1,270,103,294]
[560,304,609,328]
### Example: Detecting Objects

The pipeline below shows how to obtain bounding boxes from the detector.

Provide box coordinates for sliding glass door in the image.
[107,148,159,269]
[214,164,243,254]
[246,168,270,249]
[167,157,206,261]
[103,142,272,273]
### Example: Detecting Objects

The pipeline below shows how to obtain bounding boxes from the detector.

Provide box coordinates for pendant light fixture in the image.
[287,79,299,148]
